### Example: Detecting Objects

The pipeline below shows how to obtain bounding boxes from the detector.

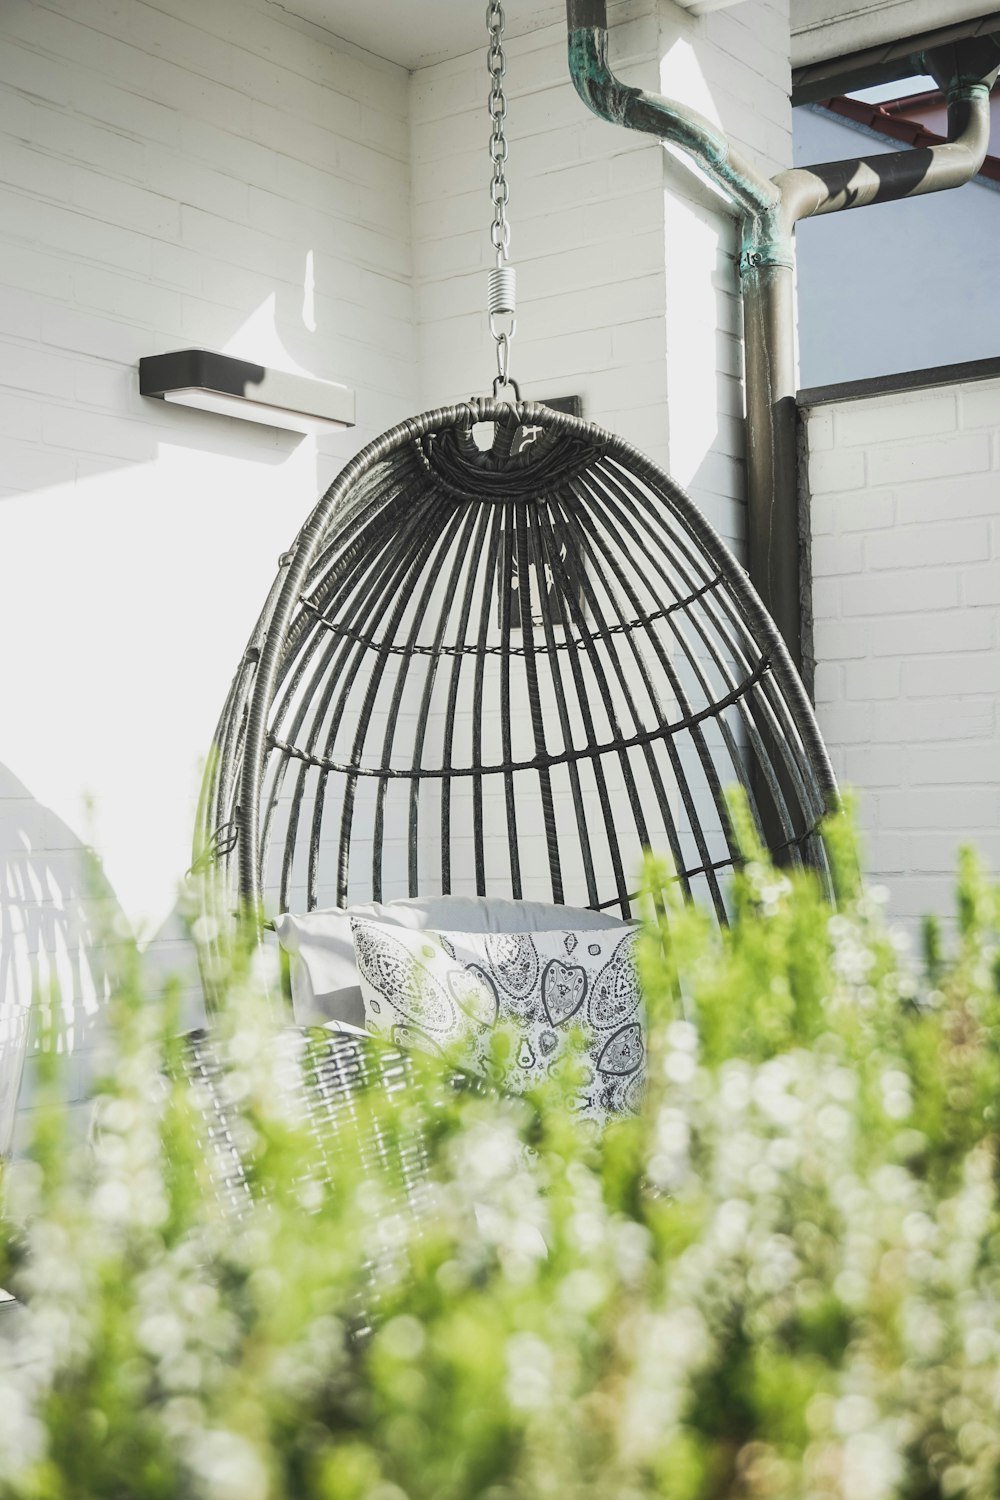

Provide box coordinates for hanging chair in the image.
[187,11,840,1253]
[195,397,837,954]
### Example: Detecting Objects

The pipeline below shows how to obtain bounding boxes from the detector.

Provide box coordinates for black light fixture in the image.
[139,349,355,434]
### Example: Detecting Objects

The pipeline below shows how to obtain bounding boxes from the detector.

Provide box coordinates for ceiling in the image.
[792,0,1000,67]
[287,1,572,69]
[286,0,999,71]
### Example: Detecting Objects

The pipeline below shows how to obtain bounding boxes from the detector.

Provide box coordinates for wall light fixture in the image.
[139,349,355,434]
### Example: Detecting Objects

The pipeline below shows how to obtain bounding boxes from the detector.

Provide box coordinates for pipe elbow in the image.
[568,25,638,129]
[567,23,777,216]
[943,84,994,177]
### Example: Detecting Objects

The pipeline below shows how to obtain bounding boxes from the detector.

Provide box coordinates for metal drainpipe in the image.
[566,0,998,670]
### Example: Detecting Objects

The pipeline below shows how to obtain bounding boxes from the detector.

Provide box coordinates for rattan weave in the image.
[180,1025,482,1336]
[197,399,836,953]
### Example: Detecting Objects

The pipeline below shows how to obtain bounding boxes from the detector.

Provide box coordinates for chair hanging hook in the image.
[485,1,518,395]
[494,330,512,386]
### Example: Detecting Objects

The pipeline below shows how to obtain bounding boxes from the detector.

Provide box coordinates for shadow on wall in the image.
[0,762,130,1138]
[0,360,315,971]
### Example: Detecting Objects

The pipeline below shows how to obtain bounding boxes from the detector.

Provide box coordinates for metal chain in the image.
[486,1,517,397]
[487,1,510,265]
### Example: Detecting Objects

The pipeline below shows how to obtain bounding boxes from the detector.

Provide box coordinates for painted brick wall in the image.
[410,0,791,552]
[410,2,669,465]
[807,376,1000,923]
[660,0,791,552]
[0,0,414,1136]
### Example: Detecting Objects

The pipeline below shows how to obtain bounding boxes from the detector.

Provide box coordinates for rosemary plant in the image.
[2,804,999,1500]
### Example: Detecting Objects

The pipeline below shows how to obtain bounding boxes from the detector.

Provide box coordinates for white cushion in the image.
[351,919,645,1128]
[276,895,631,1029]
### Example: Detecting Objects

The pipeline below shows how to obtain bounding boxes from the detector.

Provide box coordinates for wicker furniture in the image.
[196,399,836,967]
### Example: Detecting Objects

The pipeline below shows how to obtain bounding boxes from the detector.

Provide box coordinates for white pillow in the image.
[350,919,645,1128]
[276,895,632,1029]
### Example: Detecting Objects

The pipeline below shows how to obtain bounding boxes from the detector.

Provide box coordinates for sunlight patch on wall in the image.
[664,197,727,492]
[302,250,318,335]
[660,36,720,129]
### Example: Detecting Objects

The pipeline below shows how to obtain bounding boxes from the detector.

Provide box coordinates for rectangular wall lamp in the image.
[139,349,356,434]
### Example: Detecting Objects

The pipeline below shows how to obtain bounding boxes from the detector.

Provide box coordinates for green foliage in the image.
[4,804,1000,1500]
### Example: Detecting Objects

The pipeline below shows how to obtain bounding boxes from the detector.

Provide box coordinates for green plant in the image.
[3,805,1000,1500]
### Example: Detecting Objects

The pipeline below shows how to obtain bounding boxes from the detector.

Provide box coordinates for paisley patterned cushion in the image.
[350,920,645,1128]
[277,897,630,1029]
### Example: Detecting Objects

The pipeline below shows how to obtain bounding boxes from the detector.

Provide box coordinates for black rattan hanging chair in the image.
[187,10,840,1253]
[196,398,837,946]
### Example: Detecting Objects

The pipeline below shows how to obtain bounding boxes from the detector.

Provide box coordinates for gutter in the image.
[565,0,999,671]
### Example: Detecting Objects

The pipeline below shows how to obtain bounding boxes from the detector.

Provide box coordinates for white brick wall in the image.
[660,0,790,548]
[808,376,1000,923]
[411,0,791,549]
[0,0,414,1136]
[411,3,667,464]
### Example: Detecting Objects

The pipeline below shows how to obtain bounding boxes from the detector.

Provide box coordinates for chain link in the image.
[485,1,517,395]
[487,1,510,265]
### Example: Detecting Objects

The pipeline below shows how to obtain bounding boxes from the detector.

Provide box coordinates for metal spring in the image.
[487,263,516,317]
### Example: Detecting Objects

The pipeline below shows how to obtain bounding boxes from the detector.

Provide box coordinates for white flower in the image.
[505,1333,553,1411]
[186,1430,268,1500]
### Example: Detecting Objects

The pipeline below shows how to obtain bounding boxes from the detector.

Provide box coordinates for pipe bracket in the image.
[739,243,794,276]
[944,80,993,104]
